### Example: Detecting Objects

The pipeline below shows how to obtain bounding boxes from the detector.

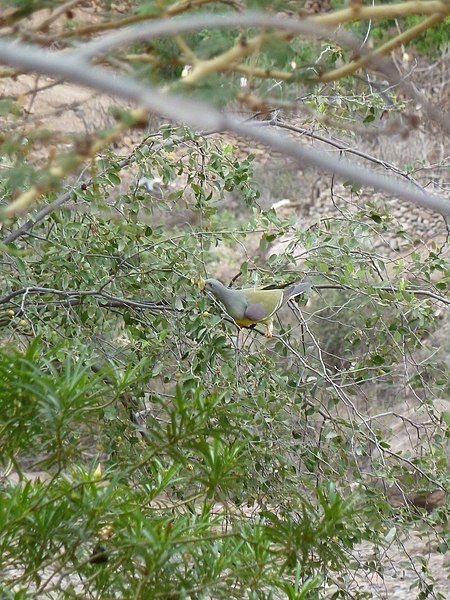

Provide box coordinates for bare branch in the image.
[313,284,450,306]
[270,120,426,187]
[0,286,178,312]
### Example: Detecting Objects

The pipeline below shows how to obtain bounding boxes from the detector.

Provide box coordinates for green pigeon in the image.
[202,278,311,337]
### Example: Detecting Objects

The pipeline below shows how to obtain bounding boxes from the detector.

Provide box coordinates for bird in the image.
[202,278,311,338]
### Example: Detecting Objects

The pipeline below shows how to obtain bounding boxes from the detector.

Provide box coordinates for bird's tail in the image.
[282,282,312,305]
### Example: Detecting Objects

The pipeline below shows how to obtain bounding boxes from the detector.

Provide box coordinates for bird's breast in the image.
[235,316,267,327]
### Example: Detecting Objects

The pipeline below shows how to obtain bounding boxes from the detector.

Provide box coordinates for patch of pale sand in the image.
[339,536,450,599]
[3,75,121,133]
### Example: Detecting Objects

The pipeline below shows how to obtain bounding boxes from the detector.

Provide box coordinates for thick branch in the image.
[2,189,80,245]
[0,38,448,217]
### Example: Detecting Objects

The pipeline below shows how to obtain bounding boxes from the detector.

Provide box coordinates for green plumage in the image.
[203,278,311,337]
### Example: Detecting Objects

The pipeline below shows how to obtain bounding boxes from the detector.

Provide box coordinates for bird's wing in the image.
[241,289,283,322]
[244,303,267,322]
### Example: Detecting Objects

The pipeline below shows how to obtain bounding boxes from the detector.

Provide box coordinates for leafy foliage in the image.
[0,1,449,597]
[1,128,448,595]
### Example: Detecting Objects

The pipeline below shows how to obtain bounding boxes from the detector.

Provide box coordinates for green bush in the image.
[1,132,448,596]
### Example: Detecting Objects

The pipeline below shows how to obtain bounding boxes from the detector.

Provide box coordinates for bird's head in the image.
[203,278,224,295]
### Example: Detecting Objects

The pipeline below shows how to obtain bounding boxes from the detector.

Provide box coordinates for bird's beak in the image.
[197,277,206,291]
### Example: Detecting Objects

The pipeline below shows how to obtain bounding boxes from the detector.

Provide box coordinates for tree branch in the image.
[320,13,445,83]
[1,108,149,219]
[31,0,84,32]
[313,284,450,306]
[313,0,447,26]
[23,0,217,43]
[72,10,450,135]
[0,36,448,217]
[1,135,183,244]
[76,12,353,60]
[182,33,265,85]
[0,286,179,312]
[271,120,426,188]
